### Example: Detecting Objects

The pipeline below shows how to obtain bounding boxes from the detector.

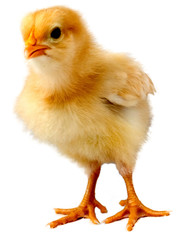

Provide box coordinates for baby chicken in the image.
[15,6,169,231]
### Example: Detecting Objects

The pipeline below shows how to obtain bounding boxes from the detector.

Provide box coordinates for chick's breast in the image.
[15,82,151,170]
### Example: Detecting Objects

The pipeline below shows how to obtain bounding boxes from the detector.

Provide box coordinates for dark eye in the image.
[50,27,61,39]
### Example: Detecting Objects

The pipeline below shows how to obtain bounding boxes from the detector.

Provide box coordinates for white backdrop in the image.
[0,0,179,239]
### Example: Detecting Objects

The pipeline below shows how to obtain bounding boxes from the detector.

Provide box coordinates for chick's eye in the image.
[50,27,61,39]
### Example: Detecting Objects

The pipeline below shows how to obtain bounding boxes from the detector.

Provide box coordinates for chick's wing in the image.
[105,54,156,107]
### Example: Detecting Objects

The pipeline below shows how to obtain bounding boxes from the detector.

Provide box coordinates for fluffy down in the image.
[15,6,169,231]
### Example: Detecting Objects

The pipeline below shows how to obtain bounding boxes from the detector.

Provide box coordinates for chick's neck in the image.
[29,45,104,105]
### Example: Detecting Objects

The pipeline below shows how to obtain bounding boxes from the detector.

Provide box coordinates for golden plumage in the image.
[15,6,169,231]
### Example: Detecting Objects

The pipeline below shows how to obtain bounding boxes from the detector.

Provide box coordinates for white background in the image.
[0,0,180,239]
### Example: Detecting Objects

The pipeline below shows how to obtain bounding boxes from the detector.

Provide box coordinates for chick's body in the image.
[16,55,150,171]
[15,6,169,231]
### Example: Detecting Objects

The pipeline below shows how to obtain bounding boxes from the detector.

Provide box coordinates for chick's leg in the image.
[104,173,169,231]
[48,166,107,228]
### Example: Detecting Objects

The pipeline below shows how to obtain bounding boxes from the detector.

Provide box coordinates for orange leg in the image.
[104,173,169,231]
[48,167,107,228]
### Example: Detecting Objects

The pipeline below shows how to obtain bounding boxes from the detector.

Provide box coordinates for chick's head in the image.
[21,6,92,91]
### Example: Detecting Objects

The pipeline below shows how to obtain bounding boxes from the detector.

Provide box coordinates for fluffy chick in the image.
[15,6,169,231]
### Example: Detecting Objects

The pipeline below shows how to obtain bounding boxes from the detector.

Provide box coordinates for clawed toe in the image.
[119,199,127,206]
[48,211,83,228]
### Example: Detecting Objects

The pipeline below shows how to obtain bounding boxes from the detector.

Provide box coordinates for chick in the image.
[15,6,169,231]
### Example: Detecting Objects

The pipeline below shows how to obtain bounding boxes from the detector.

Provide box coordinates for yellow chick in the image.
[15,6,169,231]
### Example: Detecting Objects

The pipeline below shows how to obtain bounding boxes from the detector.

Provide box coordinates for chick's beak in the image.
[24,44,50,59]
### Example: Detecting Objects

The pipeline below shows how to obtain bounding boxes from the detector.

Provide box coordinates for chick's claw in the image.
[54,207,78,215]
[48,211,83,228]
[119,199,127,206]
[94,199,108,213]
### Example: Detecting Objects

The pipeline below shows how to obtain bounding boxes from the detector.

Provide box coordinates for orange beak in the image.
[24,29,50,59]
[24,44,50,59]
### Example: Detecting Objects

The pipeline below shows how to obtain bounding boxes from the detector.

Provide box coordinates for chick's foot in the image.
[48,199,107,228]
[104,197,169,231]
[104,174,169,231]
[48,166,107,228]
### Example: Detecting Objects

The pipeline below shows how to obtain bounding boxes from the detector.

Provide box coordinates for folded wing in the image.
[105,54,156,107]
